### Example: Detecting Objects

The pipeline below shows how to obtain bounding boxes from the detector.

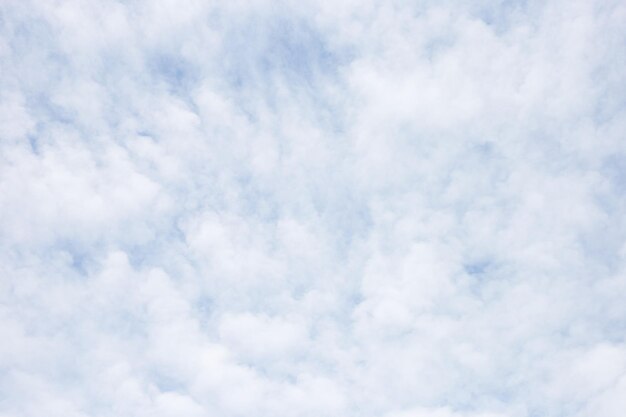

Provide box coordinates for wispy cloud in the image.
[1,1,625,416]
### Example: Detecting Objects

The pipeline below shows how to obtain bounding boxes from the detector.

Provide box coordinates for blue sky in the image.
[1,1,625,416]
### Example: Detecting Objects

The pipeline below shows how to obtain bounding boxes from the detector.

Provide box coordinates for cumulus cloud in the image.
[1,0,625,416]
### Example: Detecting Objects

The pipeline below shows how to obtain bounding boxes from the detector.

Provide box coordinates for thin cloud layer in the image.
[1,1,625,416]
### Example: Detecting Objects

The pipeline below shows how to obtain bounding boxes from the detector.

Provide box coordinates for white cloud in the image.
[1,0,625,416]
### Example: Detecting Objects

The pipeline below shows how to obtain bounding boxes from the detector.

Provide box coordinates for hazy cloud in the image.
[1,0,625,416]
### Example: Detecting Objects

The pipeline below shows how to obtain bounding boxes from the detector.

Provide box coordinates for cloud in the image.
[0,0,625,416]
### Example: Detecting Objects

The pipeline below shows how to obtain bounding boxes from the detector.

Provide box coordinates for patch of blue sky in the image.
[594,152,626,229]
[473,0,533,33]
[120,221,186,272]
[148,53,200,95]
[151,371,188,394]
[37,239,101,281]
[464,260,491,276]
[235,176,281,224]
[599,154,626,198]
[29,92,75,125]
[264,18,338,80]
[317,190,373,256]
[26,133,39,154]
[5,20,69,95]
[462,259,509,299]
[220,17,345,96]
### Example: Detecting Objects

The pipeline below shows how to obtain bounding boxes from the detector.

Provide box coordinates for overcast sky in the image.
[1,1,625,416]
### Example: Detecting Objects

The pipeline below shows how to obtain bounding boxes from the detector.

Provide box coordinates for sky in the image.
[0,0,625,416]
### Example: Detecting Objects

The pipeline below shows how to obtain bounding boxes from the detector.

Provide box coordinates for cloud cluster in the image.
[1,0,625,416]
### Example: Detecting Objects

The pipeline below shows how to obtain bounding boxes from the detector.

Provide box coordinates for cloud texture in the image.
[1,0,625,416]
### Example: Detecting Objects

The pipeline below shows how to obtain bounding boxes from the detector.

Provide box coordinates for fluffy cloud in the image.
[1,0,625,416]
